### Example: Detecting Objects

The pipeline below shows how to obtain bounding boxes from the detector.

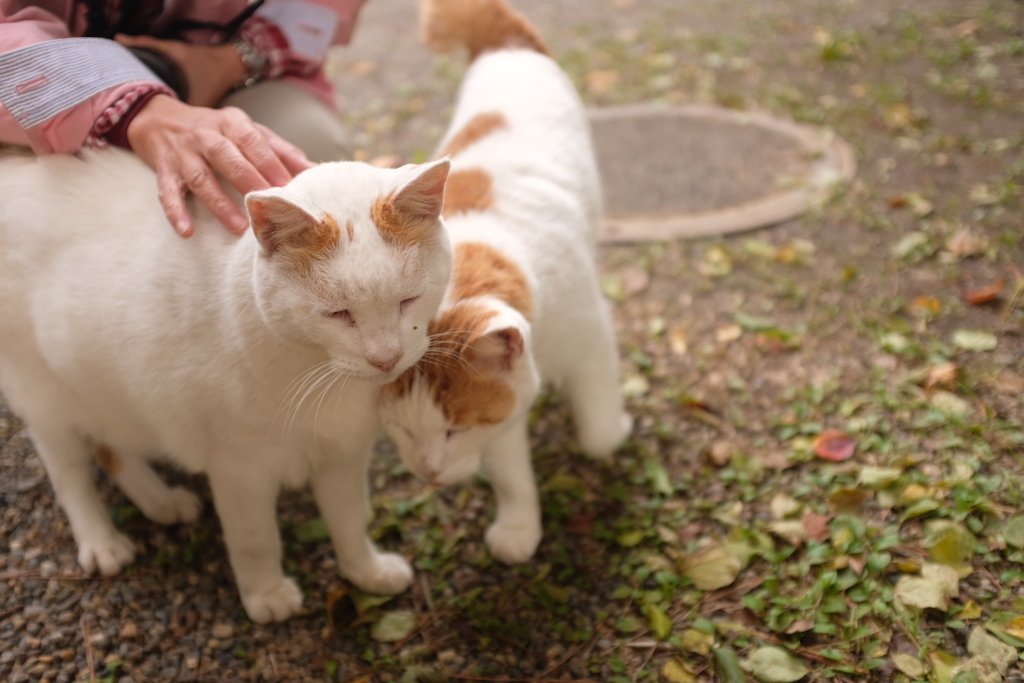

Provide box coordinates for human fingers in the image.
[254,122,316,177]
[179,153,250,235]
[216,109,294,189]
[154,165,194,238]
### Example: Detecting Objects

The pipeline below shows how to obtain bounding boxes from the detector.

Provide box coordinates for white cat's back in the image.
[439,49,607,381]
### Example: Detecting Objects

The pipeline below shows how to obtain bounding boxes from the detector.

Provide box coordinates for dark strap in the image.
[80,0,266,43]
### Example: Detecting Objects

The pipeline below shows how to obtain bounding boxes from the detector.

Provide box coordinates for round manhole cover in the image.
[590,104,856,243]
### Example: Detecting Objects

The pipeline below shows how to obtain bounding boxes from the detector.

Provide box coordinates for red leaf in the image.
[566,513,596,535]
[813,430,857,461]
[962,278,1004,305]
[801,512,833,542]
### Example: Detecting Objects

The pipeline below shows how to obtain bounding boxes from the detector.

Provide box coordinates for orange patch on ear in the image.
[383,302,516,428]
[95,444,122,477]
[372,192,441,248]
[450,242,533,320]
[442,168,494,218]
[439,111,508,158]
[277,214,342,273]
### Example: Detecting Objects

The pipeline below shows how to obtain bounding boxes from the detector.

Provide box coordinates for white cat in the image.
[0,147,452,623]
[379,0,631,565]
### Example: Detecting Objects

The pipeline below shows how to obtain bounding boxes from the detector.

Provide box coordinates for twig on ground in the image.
[80,615,97,683]
[419,571,436,613]
[632,642,657,682]
[537,640,587,679]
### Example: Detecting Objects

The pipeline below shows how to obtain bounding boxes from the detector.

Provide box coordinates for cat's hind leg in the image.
[29,423,135,575]
[565,316,631,460]
[94,445,202,525]
[482,417,542,564]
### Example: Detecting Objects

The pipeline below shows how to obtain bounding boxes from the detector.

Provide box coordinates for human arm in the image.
[0,4,172,152]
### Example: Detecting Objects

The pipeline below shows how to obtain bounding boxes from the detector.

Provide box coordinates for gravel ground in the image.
[3,0,1024,681]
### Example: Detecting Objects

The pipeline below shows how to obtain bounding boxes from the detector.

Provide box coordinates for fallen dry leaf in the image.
[925,362,960,391]
[945,227,986,257]
[993,369,1024,395]
[828,488,871,515]
[813,430,857,461]
[669,326,688,356]
[802,512,832,542]
[586,69,620,94]
[962,278,1004,305]
[620,266,651,296]
[909,296,942,316]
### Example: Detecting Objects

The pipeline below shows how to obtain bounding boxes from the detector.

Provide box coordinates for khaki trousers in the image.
[220,79,351,163]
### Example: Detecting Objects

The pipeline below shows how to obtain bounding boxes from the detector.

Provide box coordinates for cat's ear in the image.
[466,326,524,375]
[246,192,337,256]
[394,158,451,222]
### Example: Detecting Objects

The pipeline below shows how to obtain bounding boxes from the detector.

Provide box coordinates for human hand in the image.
[114,34,249,108]
[126,94,314,237]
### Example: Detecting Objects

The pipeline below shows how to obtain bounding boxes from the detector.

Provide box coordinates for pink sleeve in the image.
[0,3,170,153]
[243,0,368,80]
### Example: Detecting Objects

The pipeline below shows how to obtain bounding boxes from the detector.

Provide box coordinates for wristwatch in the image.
[229,36,268,89]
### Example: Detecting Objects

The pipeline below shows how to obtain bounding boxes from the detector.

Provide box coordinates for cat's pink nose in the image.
[369,354,401,372]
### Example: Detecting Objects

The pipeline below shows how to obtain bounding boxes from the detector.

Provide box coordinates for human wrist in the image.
[227,36,268,90]
[125,93,182,151]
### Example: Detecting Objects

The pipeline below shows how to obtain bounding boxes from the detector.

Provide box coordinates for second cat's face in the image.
[247,160,452,381]
[380,305,539,484]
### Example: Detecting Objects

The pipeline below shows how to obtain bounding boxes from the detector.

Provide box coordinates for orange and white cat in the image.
[0,148,452,622]
[380,0,630,564]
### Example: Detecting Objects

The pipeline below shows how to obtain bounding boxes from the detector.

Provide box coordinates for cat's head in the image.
[379,300,540,485]
[244,159,452,381]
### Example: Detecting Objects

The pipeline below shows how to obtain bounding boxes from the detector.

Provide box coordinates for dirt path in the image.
[2,0,1023,681]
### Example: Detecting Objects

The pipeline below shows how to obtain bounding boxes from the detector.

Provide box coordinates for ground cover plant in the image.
[1,0,1022,681]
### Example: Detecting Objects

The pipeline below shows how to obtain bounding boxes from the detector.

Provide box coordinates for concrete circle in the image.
[590,104,856,243]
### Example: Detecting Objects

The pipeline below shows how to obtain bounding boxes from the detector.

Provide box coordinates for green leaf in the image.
[661,659,695,683]
[644,460,673,496]
[370,611,417,643]
[734,311,776,331]
[713,646,747,683]
[681,628,715,656]
[952,329,997,352]
[615,616,640,633]
[741,646,810,682]
[858,466,903,489]
[927,522,976,570]
[682,543,743,591]
[645,602,673,640]
[293,518,330,544]
[891,653,925,678]
[617,530,645,547]
[1003,517,1024,548]
[901,497,941,522]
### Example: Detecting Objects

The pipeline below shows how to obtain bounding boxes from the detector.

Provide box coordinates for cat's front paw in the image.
[486,520,542,565]
[345,552,414,595]
[241,577,304,624]
[78,530,135,576]
[143,487,203,526]
[580,412,633,460]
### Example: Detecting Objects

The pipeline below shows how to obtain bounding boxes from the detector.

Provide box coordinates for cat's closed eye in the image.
[400,296,419,312]
[446,428,466,440]
[329,310,355,326]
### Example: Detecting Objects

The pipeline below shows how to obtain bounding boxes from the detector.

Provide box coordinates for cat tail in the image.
[419,0,548,60]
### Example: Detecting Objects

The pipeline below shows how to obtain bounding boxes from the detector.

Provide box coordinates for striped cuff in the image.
[0,38,162,131]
